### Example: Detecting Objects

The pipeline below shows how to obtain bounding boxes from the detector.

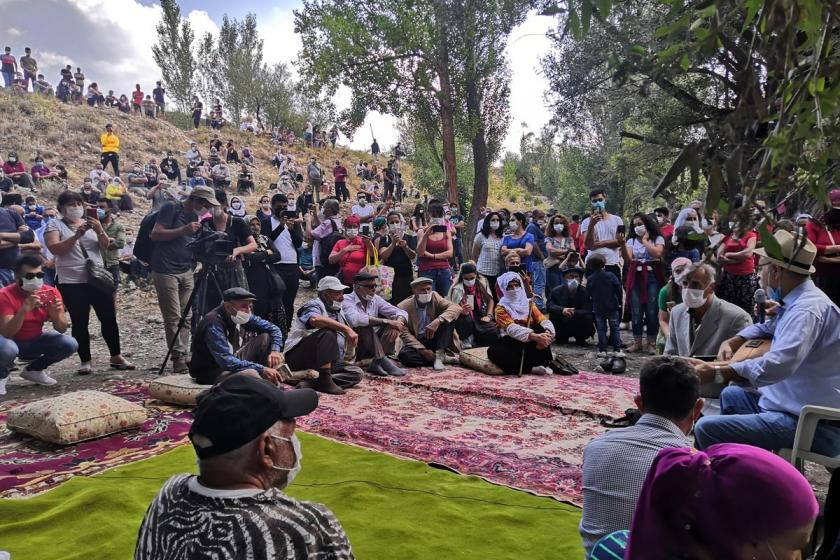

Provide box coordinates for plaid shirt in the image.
[579,414,690,556]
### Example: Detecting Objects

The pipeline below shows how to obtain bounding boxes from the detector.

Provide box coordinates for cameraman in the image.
[148,185,219,373]
[236,163,254,195]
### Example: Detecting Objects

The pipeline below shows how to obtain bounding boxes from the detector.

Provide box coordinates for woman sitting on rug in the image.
[487,272,557,375]
[447,262,498,349]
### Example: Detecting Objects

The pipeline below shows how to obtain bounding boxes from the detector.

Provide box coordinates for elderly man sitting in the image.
[135,376,355,559]
[397,277,461,370]
[342,271,408,377]
[665,263,751,414]
[189,287,285,386]
[284,276,363,395]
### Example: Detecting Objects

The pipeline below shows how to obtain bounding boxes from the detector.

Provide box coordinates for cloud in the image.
[7,27,23,38]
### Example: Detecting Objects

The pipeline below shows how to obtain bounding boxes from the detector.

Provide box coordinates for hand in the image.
[182,221,201,234]
[717,341,735,361]
[384,326,400,343]
[419,349,435,362]
[762,299,780,317]
[461,304,473,315]
[616,232,626,243]
[480,315,492,323]
[74,222,90,238]
[424,319,441,339]
[344,328,359,347]
[260,367,282,386]
[267,351,285,368]
[536,332,553,350]
[589,213,602,225]
[22,294,40,313]
[692,361,715,383]
[48,298,64,319]
[563,308,574,318]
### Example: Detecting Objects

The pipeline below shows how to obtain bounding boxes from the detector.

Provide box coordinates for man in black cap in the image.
[546,266,596,346]
[135,376,355,559]
[189,287,286,385]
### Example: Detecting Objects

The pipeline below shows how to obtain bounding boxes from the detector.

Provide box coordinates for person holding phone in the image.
[417,202,454,296]
[447,262,497,349]
[44,191,133,375]
[581,189,625,285]
[328,215,371,286]
[376,211,417,304]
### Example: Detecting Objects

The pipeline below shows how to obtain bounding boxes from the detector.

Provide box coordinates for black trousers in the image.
[273,263,300,330]
[398,321,456,367]
[101,152,119,176]
[356,325,396,360]
[549,312,595,343]
[286,329,340,370]
[487,324,553,374]
[454,314,499,347]
[334,181,350,201]
[193,332,271,385]
[57,282,121,362]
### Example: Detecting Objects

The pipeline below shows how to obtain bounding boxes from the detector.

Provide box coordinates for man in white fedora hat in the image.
[691,229,840,456]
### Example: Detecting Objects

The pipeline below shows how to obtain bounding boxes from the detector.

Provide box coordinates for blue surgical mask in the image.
[767,286,782,302]
[591,200,606,211]
[97,209,107,220]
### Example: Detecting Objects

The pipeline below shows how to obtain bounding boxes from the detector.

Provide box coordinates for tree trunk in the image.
[466,77,489,239]
[435,15,459,204]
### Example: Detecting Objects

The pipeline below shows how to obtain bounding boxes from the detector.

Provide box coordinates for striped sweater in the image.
[135,474,354,560]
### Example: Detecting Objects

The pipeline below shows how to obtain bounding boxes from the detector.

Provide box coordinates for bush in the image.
[165,111,195,132]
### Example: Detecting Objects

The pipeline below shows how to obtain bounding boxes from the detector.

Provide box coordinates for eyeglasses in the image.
[357,283,377,290]
[22,272,45,280]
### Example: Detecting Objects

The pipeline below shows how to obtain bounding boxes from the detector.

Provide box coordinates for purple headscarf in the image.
[626,443,818,559]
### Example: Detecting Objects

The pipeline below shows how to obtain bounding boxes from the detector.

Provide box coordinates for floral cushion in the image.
[148,374,212,406]
[459,347,505,376]
[7,391,146,445]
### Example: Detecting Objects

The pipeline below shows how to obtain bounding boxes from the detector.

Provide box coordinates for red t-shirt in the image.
[332,237,368,285]
[0,284,62,341]
[721,231,758,275]
[418,234,450,271]
[132,90,144,105]
[660,223,675,240]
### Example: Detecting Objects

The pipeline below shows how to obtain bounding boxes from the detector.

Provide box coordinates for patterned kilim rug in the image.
[0,368,637,504]
[0,381,193,499]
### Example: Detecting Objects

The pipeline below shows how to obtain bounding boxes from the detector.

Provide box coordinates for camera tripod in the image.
[156,263,224,376]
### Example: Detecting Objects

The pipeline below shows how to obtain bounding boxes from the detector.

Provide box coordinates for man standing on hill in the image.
[332,160,349,202]
[19,48,36,92]
[100,124,120,177]
[153,81,166,118]
[0,47,16,89]
[132,84,144,114]
[371,138,380,161]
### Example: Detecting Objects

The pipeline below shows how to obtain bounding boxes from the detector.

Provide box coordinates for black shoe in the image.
[611,356,627,375]
[381,358,406,377]
[599,355,614,372]
[367,360,389,377]
[575,339,590,347]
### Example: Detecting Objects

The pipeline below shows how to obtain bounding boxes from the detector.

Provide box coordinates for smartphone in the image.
[282,210,298,220]
[86,207,98,219]
[616,225,626,236]
[431,225,447,233]
[466,295,475,309]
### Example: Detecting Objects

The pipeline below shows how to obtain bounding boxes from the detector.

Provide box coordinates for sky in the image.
[1,0,554,155]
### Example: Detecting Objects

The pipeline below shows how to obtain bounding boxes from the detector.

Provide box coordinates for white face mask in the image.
[553,223,564,233]
[634,225,647,237]
[261,203,270,210]
[463,278,476,288]
[389,223,402,235]
[269,433,302,489]
[345,228,358,238]
[656,215,666,224]
[682,288,707,309]
[230,310,251,325]
[21,277,44,293]
[357,198,367,206]
[231,202,242,209]
[417,292,432,304]
[567,279,579,290]
[329,299,342,311]
[64,206,84,221]
[489,220,500,230]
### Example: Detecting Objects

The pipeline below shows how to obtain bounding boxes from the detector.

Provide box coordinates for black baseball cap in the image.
[189,376,318,459]
[223,287,256,301]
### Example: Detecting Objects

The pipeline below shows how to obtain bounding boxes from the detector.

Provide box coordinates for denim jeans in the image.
[15,332,79,373]
[695,386,840,457]
[545,266,563,298]
[420,267,452,297]
[0,336,18,379]
[594,310,621,352]
[629,274,661,339]
[1,71,12,88]
[529,260,546,310]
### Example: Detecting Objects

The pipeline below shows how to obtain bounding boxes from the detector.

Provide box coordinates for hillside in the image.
[0,91,396,210]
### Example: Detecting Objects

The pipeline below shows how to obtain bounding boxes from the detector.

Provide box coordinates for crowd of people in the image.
[2,48,840,557]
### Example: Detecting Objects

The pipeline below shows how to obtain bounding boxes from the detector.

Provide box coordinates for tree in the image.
[152,0,196,112]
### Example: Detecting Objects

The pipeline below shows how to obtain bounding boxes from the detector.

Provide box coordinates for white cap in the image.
[317,276,349,292]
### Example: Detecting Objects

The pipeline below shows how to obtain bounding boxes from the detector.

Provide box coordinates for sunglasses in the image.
[357,283,377,290]
[22,272,45,280]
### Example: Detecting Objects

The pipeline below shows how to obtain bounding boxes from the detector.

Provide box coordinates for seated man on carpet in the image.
[397,276,461,370]
[189,287,285,386]
[284,276,364,395]
[664,263,751,415]
[135,375,355,560]
[579,356,702,556]
[0,255,78,394]
[342,271,408,377]
[546,266,595,346]
[692,230,840,457]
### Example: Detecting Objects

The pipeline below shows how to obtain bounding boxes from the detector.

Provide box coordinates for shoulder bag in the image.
[79,243,116,294]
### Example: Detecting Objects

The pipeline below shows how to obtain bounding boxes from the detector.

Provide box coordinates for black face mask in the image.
[507,265,521,273]
[273,207,286,218]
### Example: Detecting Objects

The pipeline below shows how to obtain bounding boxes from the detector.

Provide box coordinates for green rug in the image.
[0,434,583,559]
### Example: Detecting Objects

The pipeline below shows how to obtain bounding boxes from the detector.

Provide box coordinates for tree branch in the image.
[620,131,687,149]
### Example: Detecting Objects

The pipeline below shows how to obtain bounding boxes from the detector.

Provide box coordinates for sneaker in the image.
[172,359,188,374]
[530,365,552,375]
[596,351,607,358]
[0,377,7,395]
[461,335,475,350]
[433,350,445,371]
[21,369,57,386]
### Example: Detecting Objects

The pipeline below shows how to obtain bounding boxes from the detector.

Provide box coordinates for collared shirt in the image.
[730,279,840,416]
[311,216,342,267]
[341,291,408,328]
[579,414,690,555]
[205,314,283,373]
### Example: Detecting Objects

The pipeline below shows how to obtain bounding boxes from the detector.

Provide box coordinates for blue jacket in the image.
[586,270,622,316]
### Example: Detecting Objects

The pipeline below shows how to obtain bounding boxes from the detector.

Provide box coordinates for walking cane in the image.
[518,305,532,377]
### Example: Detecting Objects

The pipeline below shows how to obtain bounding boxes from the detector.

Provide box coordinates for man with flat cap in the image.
[189,287,286,385]
[397,276,462,370]
[284,276,363,394]
[342,271,408,376]
[546,266,595,346]
[135,376,355,559]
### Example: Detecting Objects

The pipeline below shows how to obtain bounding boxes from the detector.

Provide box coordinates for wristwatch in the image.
[714,365,725,385]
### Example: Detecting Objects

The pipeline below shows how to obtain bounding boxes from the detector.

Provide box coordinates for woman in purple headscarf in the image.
[624,443,818,559]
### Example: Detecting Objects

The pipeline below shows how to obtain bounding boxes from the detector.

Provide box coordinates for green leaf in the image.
[696,4,718,17]
[597,0,611,17]
[679,53,690,71]
[568,0,581,38]
[717,199,730,216]
[581,0,592,35]
[757,220,782,260]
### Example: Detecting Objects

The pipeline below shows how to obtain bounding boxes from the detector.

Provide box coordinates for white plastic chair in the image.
[781,405,840,472]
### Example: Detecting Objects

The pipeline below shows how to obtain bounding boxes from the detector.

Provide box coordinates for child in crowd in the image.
[586,254,623,367]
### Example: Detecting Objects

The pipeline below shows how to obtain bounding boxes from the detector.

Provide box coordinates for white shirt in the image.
[351,203,374,219]
[269,216,299,264]
[581,214,624,266]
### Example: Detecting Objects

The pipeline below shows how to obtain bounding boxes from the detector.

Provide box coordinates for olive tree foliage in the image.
[544,0,840,252]
[152,0,197,112]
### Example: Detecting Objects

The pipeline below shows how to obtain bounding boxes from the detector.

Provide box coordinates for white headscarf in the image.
[496,272,530,321]
[228,196,246,217]
[673,207,703,233]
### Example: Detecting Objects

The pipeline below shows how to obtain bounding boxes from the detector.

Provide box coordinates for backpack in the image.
[318,219,342,275]
[308,164,321,180]
[133,211,159,263]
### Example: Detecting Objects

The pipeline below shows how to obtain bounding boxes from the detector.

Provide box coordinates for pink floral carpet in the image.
[0,369,638,504]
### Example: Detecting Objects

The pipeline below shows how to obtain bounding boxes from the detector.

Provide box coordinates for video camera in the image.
[187,228,234,265]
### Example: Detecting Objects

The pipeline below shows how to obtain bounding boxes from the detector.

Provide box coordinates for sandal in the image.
[77,362,92,376]
[110,360,136,371]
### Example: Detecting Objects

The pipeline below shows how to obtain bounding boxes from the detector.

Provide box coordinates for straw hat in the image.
[755,229,816,275]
